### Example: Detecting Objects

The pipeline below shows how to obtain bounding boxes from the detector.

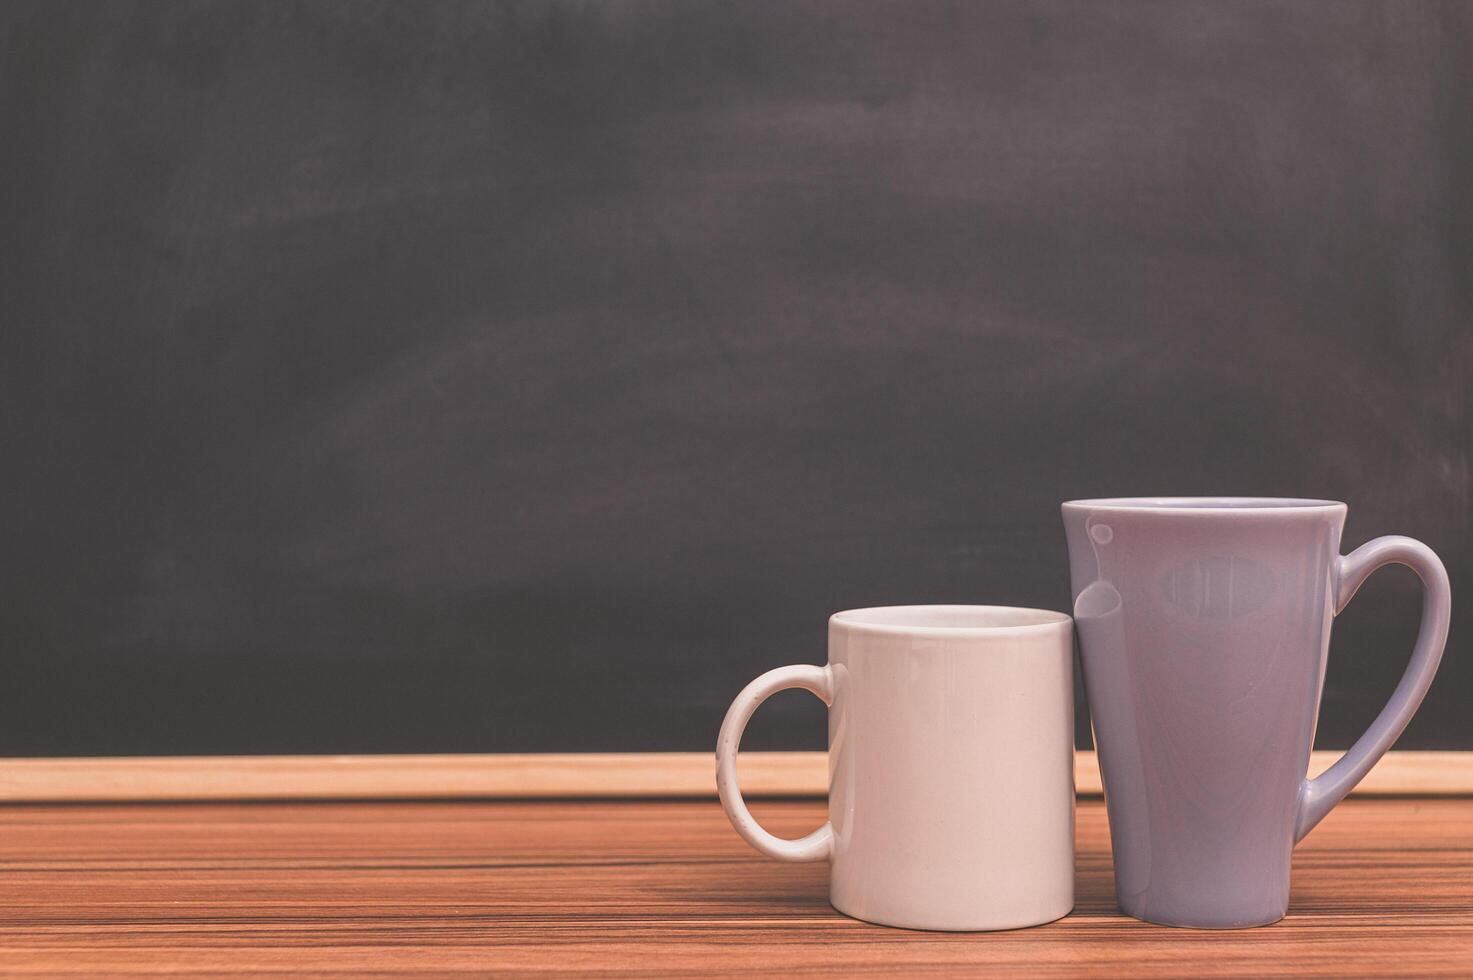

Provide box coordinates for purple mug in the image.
[1062,497,1450,928]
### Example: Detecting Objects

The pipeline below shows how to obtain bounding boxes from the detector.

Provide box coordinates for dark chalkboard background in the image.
[1,1,1468,756]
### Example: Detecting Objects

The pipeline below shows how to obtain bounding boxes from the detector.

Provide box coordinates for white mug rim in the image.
[830,604,1071,638]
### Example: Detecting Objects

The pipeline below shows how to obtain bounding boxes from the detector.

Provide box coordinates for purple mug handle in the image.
[1295,536,1452,841]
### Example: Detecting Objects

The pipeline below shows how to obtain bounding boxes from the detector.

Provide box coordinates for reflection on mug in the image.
[1160,555,1276,620]
[1073,577,1151,904]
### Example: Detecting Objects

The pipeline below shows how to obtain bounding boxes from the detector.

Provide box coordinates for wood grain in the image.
[1,750,1470,802]
[0,797,1469,976]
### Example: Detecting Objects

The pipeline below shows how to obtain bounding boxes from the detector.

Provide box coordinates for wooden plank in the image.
[0,750,1469,803]
[0,797,1468,976]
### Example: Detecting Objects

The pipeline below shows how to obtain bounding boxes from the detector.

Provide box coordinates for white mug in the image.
[716,605,1076,931]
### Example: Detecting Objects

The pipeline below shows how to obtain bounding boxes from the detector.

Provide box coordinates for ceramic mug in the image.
[716,605,1075,931]
[1063,497,1451,928]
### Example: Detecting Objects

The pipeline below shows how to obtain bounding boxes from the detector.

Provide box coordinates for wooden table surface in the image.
[0,797,1469,977]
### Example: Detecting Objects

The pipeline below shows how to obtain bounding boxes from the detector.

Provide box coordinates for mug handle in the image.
[1295,535,1452,841]
[715,664,834,861]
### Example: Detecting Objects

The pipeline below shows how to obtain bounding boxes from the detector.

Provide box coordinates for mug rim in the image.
[1062,496,1347,514]
[830,604,1071,637]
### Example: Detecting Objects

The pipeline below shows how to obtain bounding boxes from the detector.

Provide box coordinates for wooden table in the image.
[0,797,1469,976]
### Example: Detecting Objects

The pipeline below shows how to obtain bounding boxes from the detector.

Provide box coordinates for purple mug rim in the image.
[1062,496,1347,514]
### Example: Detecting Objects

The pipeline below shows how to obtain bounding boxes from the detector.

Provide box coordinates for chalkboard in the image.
[1,1,1467,756]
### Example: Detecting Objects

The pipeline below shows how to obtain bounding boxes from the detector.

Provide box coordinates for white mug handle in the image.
[715,664,834,862]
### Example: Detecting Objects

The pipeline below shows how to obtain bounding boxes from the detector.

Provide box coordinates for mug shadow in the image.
[666,858,834,913]
[1072,858,1124,917]
[665,856,1123,924]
